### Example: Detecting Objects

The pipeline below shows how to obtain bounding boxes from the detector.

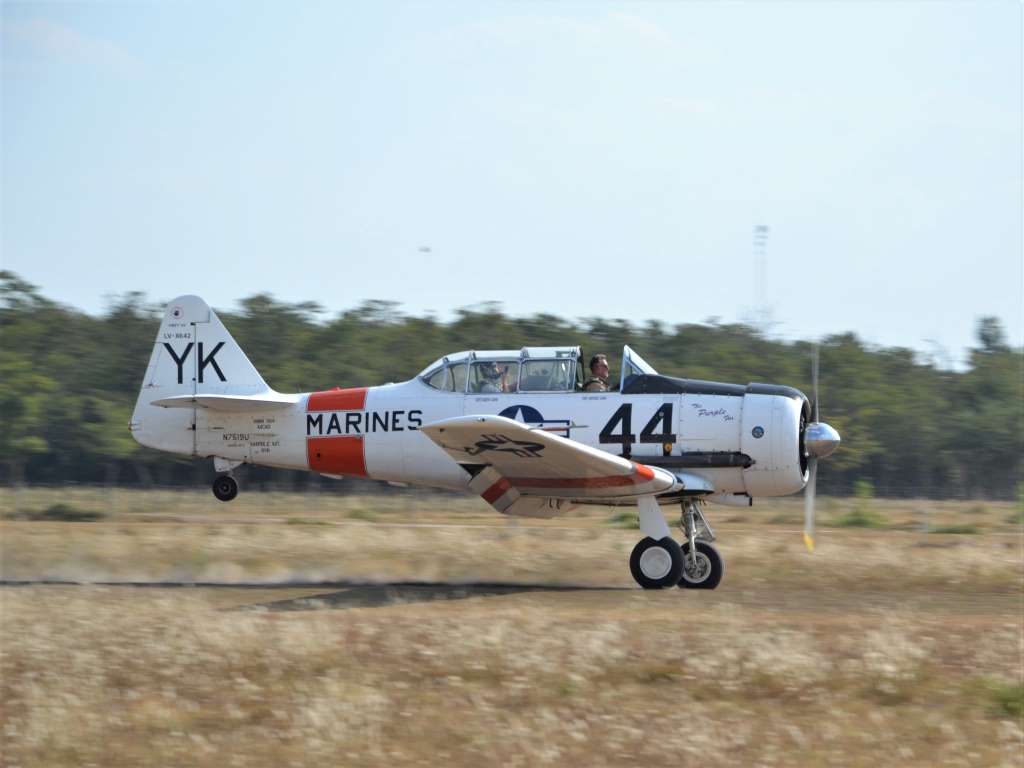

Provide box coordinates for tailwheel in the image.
[678,541,724,590]
[212,474,239,502]
[629,537,685,589]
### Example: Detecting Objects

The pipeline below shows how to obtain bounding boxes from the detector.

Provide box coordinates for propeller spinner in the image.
[803,346,841,552]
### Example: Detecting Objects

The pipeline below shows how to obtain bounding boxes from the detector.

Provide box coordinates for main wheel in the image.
[629,537,685,589]
[212,474,238,502]
[678,541,724,589]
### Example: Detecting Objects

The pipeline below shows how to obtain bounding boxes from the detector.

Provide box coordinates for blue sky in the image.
[2,1,1021,366]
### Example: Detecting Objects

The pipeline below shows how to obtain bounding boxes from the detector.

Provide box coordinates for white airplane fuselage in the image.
[135,375,810,503]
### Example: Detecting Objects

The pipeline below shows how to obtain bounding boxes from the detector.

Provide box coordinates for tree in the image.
[0,271,1020,497]
[0,351,58,485]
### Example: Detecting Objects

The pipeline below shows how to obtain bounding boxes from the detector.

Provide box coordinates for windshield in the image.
[419,348,581,393]
[620,345,658,390]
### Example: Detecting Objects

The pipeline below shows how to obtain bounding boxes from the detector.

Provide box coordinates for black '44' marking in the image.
[599,403,676,457]
[640,403,676,444]
[599,404,633,456]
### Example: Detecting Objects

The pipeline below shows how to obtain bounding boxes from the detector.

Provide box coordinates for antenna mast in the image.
[753,224,770,331]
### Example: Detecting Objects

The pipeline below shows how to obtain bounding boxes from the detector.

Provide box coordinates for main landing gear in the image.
[629,498,724,590]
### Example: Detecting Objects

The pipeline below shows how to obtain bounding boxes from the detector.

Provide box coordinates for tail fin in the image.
[130,295,272,454]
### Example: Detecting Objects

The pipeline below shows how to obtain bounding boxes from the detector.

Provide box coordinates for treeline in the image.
[1,271,1020,498]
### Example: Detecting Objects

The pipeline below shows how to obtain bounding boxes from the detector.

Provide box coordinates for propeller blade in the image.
[803,456,817,552]
[811,344,820,424]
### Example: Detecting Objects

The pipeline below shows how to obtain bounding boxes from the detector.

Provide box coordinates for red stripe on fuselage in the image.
[307,436,367,477]
[307,387,368,412]
[306,388,369,477]
[506,463,656,489]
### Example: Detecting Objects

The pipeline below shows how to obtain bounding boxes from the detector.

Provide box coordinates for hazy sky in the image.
[2,1,1021,366]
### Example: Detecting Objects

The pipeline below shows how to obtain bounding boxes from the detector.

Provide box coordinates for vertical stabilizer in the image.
[130,295,271,454]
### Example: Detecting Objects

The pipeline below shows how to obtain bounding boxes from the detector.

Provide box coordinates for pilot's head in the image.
[481,362,503,380]
[589,354,609,379]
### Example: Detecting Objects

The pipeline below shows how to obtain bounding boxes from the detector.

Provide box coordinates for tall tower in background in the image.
[753,224,770,331]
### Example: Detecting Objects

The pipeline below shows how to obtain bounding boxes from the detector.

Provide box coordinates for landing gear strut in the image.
[627,498,724,590]
[677,498,724,589]
[629,495,684,589]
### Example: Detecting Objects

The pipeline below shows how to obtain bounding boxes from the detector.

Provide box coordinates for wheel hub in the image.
[639,546,672,580]
[683,552,711,583]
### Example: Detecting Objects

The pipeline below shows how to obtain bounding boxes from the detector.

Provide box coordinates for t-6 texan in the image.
[131,296,840,590]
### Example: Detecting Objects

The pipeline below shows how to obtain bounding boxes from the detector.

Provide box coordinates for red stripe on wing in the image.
[481,478,513,504]
[507,463,657,490]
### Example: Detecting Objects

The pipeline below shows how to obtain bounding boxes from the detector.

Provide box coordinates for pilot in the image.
[583,354,610,392]
[479,361,504,393]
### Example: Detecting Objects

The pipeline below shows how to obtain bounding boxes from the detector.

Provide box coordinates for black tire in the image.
[212,475,238,502]
[678,541,724,590]
[629,537,685,589]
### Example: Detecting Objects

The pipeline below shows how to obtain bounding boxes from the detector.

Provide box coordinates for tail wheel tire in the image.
[212,475,238,502]
[678,541,724,590]
[629,537,685,589]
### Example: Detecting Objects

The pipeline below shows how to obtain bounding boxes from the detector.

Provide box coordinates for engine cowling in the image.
[740,385,810,497]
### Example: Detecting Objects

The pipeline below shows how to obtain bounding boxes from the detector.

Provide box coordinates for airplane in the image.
[130,295,840,590]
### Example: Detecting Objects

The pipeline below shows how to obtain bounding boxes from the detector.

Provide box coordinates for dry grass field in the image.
[1,488,1021,767]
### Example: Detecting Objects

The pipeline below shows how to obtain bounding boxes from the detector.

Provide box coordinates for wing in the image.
[421,415,683,516]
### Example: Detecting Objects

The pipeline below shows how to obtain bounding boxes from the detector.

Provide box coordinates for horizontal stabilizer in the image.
[149,393,300,412]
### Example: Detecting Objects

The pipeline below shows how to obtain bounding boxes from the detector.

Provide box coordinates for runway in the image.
[2,500,1020,767]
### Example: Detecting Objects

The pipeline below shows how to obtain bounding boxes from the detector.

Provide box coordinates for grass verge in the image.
[5,503,106,522]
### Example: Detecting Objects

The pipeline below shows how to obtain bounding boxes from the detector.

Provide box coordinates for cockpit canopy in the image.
[419,347,581,394]
[418,345,661,394]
